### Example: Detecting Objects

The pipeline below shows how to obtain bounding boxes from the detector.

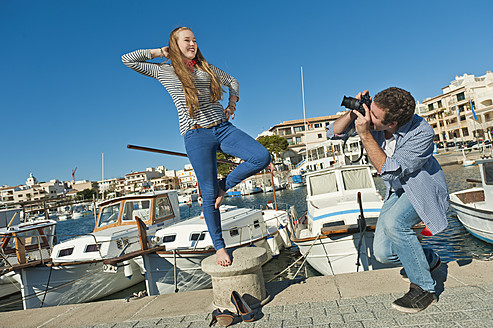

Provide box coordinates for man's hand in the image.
[353,90,372,138]
[353,104,371,137]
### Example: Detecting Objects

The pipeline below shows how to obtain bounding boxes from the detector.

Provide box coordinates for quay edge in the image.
[0,259,493,327]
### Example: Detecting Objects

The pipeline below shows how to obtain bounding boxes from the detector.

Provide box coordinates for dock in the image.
[1,258,492,327]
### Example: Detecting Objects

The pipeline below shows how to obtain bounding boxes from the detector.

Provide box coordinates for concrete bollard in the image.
[201,247,271,311]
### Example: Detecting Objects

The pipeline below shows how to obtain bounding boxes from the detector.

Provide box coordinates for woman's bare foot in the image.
[215,186,226,209]
[216,248,231,266]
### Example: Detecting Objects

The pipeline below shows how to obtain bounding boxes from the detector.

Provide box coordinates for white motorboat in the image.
[290,174,304,189]
[240,180,263,195]
[290,164,388,275]
[177,188,199,204]
[13,191,179,309]
[72,204,93,219]
[140,204,292,296]
[450,158,493,244]
[0,213,56,299]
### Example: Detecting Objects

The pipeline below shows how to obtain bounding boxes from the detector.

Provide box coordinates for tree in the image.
[256,135,289,160]
[76,188,97,200]
[216,151,235,177]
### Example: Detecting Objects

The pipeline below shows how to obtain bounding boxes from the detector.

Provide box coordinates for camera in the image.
[341,93,371,115]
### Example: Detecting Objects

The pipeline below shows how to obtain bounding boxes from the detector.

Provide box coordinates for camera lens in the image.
[341,96,361,111]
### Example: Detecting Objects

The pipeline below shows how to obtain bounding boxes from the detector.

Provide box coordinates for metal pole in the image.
[127,144,238,166]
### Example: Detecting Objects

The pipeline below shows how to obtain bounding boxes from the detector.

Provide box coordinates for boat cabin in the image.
[52,191,179,263]
[94,191,179,232]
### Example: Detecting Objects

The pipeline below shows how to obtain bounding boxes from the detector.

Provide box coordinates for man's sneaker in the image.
[392,283,437,313]
[400,256,441,282]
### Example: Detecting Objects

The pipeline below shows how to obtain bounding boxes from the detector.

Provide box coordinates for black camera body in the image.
[341,93,372,115]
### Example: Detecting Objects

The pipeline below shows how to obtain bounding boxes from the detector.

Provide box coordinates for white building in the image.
[268,115,341,165]
[177,164,197,189]
[420,71,493,143]
[125,168,163,193]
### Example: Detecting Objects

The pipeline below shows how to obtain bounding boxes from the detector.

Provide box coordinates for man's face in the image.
[369,101,390,131]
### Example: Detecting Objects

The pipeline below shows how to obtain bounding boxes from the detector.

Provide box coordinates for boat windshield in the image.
[122,199,151,222]
[484,162,493,185]
[98,203,120,227]
[342,169,373,190]
[310,172,338,196]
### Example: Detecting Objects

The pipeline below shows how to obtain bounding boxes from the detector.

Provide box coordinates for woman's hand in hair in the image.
[150,46,169,59]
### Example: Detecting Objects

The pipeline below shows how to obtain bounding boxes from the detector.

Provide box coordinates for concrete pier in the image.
[1,258,492,327]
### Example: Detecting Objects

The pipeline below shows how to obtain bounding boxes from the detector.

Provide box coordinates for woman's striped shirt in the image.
[122,49,239,135]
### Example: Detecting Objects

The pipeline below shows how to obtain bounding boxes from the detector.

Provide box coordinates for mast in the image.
[301,67,308,167]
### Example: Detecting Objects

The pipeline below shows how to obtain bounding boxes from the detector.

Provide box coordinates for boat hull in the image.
[295,230,393,276]
[17,260,143,309]
[450,199,493,244]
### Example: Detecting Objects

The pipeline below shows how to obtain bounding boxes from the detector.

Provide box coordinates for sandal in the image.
[209,308,234,327]
[231,291,255,322]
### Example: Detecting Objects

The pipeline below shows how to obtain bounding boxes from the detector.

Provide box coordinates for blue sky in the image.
[1,0,492,186]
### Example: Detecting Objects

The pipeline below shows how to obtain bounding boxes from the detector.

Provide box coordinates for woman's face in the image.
[176,29,197,61]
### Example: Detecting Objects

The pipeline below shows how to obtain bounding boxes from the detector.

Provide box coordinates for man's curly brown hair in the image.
[373,87,416,128]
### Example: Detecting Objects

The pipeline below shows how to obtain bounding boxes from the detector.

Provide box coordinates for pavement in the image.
[434,147,492,166]
[1,258,493,328]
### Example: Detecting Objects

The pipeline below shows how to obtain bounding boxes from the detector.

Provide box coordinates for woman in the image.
[122,27,270,266]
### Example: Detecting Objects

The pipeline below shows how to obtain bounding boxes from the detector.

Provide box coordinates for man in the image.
[327,87,449,313]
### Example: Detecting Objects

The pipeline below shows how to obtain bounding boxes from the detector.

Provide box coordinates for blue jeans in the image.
[373,191,437,292]
[184,121,270,250]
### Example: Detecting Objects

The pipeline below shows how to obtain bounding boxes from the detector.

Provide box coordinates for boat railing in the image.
[0,233,53,270]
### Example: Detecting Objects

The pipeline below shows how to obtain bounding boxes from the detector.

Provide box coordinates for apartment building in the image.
[0,186,19,206]
[420,71,493,143]
[125,168,163,193]
[177,164,197,188]
[268,115,340,165]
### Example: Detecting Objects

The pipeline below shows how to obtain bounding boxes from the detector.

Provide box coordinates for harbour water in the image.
[1,163,492,312]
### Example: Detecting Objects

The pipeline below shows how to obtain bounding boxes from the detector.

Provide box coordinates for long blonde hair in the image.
[167,27,223,118]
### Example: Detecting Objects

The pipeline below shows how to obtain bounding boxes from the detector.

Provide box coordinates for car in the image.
[485,140,491,145]
[466,141,477,149]
[446,141,455,148]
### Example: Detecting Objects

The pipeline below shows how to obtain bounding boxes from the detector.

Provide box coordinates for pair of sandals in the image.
[209,291,255,327]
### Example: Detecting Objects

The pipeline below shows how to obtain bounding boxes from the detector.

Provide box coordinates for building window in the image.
[317,133,323,138]
[437,100,442,108]
[457,92,465,101]
[428,104,434,111]
[293,126,305,133]
[314,123,321,128]
[295,137,302,144]
[287,139,294,145]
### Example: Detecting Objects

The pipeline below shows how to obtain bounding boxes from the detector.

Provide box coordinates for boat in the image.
[290,174,304,189]
[0,209,56,299]
[290,164,387,275]
[449,158,493,243]
[240,180,263,196]
[13,191,179,309]
[177,188,199,204]
[71,204,93,219]
[139,204,292,296]
[460,149,476,167]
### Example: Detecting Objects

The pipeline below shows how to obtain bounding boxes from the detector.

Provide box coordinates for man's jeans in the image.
[374,191,437,292]
[184,121,270,250]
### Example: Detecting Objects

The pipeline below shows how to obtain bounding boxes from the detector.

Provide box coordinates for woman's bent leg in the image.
[214,123,271,191]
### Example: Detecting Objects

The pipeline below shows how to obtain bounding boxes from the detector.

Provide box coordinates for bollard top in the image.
[201,247,268,277]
